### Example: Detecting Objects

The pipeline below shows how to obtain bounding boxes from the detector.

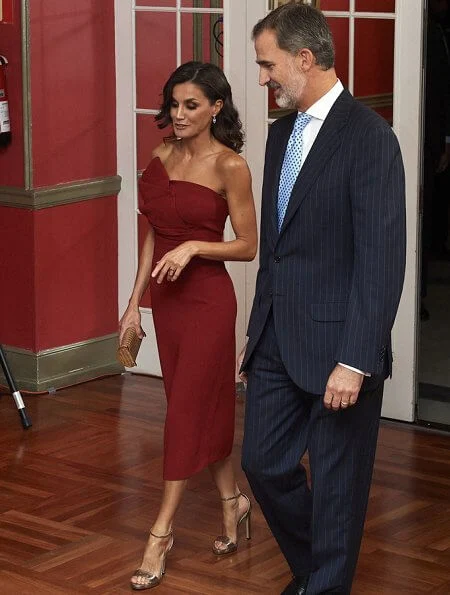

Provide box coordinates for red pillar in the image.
[0,1,121,390]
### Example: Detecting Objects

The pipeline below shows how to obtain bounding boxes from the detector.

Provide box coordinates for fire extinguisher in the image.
[0,55,12,148]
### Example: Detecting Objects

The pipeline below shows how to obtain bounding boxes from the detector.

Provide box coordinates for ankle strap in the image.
[149,529,172,539]
[221,492,242,502]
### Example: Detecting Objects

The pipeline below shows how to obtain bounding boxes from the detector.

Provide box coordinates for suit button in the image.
[274,256,281,263]
[269,291,273,297]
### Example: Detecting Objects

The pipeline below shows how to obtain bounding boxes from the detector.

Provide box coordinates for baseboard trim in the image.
[0,334,123,392]
[0,176,122,210]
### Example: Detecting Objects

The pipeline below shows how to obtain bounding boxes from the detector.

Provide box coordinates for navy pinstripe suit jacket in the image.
[243,89,406,395]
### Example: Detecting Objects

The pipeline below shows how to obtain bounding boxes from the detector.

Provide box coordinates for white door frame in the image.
[115,0,250,376]
[384,0,423,421]
[115,0,161,375]
[241,0,423,421]
[116,0,423,420]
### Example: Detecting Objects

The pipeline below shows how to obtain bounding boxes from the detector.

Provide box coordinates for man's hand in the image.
[323,364,364,410]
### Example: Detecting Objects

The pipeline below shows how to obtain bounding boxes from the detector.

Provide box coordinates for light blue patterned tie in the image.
[277,112,312,231]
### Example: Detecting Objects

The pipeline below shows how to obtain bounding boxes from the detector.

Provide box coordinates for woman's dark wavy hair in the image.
[155,61,244,154]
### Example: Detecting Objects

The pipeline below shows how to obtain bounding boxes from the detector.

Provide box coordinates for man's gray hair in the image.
[252,1,335,70]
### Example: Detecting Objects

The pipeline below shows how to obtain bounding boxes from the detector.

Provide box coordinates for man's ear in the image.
[297,48,315,71]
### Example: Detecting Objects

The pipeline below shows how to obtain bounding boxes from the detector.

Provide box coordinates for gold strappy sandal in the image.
[212,492,252,555]
[130,529,174,591]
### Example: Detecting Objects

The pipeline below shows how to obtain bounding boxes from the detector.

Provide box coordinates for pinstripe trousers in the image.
[242,311,383,594]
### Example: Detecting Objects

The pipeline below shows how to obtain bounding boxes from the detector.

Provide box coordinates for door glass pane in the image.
[136,0,176,6]
[136,12,177,109]
[355,0,395,12]
[137,114,168,172]
[182,0,223,7]
[328,17,349,88]
[321,0,350,10]
[181,12,223,67]
[354,18,394,124]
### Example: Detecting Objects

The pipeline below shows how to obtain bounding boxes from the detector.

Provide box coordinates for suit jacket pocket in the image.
[310,302,348,322]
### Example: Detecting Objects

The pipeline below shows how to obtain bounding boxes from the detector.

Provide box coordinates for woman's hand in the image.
[151,241,198,284]
[119,305,145,343]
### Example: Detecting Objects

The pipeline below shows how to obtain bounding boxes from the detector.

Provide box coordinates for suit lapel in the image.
[269,112,297,243]
[277,90,353,239]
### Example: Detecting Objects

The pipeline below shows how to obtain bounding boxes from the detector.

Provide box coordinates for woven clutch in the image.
[117,327,142,367]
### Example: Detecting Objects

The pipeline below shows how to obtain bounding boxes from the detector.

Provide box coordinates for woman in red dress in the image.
[119,62,257,590]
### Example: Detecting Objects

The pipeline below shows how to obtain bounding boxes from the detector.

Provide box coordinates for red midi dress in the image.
[139,157,237,481]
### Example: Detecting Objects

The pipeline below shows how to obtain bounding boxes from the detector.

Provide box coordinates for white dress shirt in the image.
[301,79,344,166]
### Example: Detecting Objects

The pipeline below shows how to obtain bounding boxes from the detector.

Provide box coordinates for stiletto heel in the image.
[130,529,174,591]
[212,492,252,555]
[245,508,251,540]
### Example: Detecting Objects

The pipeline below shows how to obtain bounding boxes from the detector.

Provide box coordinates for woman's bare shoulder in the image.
[216,150,250,177]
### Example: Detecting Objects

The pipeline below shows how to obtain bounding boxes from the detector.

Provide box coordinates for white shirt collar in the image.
[305,79,344,121]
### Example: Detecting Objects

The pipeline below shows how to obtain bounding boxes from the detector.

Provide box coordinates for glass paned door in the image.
[117,0,225,374]
[116,0,249,376]
[117,0,422,419]
[259,0,421,421]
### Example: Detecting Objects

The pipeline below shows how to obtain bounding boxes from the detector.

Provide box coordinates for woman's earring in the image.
[212,115,217,125]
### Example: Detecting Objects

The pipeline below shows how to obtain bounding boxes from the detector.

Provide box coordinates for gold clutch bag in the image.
[117,327,142,367]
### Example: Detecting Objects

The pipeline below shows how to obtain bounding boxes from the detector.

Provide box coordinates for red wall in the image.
[30,0,117,187]
[0,198,118,352]
[0,1,118,354]
[0,207,36,348]
[34,197,118,351]
[0,0,24,187]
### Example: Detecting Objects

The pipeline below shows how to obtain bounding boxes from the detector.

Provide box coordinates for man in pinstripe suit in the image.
[240,4,406,594]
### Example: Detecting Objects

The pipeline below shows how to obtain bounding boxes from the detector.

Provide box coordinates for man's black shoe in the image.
[281,575,309,595]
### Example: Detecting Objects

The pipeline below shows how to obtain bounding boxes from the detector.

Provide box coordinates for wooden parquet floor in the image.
[0,374,449,594]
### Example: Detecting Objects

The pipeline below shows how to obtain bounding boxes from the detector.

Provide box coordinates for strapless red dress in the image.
[139,157,237,481]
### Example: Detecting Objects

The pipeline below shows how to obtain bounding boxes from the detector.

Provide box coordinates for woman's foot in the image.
[213,493,251,555]
[130,529,173,590]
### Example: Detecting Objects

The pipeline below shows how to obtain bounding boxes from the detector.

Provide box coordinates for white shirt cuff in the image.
[338,362,371,377]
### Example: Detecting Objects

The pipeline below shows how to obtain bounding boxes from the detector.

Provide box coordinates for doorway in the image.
[247,0,423,422]
[417,0,450,429]
[115,0,250,376]
[115,0,424,424]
